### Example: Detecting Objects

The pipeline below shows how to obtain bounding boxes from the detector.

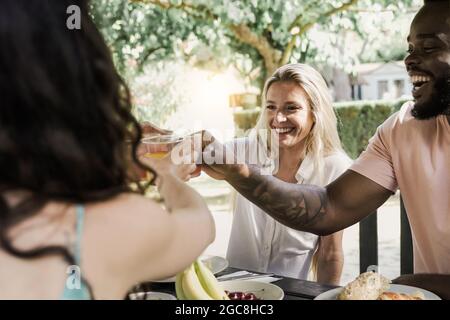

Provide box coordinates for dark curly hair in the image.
[0,0,154,293]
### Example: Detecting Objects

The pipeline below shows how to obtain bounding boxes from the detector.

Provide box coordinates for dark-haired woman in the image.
[0,0,214,299]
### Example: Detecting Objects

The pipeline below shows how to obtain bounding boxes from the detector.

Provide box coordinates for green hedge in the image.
[233,99,411,159]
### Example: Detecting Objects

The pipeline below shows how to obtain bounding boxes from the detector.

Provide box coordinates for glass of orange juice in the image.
[140,134,202,182]
[141,134,185,160]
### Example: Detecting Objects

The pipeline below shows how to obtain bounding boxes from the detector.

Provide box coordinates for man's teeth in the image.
[411,75,431,86]
[274,128,294,133]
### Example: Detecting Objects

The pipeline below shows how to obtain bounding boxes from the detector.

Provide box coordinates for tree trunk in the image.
[229,23,281,94]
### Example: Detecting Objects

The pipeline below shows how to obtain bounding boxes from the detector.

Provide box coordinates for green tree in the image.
[91,0,419,89]
[90,0,203,76]
[129,61,191,125]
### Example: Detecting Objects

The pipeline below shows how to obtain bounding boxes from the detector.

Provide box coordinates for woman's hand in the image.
[138,139,201,184]
[140,155,199,184]
[127,122,172,181]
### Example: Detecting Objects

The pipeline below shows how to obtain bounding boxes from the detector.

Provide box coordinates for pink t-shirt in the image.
[350,102,450,274]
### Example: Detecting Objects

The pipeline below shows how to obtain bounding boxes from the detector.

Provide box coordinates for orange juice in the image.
[141,134,184,163]
[144,151,168,159]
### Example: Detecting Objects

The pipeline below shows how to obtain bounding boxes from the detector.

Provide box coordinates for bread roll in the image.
[338,272,391,300]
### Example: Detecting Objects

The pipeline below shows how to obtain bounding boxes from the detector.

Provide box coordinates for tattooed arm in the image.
[200,134,391,235]
[217,164,391,235]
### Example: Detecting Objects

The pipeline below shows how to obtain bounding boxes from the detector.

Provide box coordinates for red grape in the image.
[227,291,260,300]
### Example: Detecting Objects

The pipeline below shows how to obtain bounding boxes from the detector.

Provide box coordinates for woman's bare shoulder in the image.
[85,192,172,236]
[81,193,175,281]
[88,192,165,216]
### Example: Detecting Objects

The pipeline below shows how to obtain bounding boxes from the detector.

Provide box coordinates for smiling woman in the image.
[264,81,315,154]
[255,64,347,184]
[224,64,351,285]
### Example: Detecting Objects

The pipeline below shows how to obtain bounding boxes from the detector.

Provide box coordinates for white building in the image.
[351,61,413,101]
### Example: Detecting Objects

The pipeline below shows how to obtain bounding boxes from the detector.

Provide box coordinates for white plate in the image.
[153,255,229,283]
[314,284,441,300]
[220,280,284,300]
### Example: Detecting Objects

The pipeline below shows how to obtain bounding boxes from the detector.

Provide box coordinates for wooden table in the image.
[134,267,339,300]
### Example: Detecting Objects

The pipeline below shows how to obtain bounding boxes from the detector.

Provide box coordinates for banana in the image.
[181,263,213,300]
[175,272,187,300]
[195,259,230,300]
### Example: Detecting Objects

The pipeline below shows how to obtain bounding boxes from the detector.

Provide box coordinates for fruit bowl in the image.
[219,280,284,300]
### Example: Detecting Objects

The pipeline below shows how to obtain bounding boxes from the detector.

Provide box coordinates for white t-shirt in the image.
[226,136,352,279]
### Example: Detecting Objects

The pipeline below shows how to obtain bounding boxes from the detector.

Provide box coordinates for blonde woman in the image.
[225,64,351,285]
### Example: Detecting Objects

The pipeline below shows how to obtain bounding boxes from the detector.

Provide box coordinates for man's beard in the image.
[412,75,450,120]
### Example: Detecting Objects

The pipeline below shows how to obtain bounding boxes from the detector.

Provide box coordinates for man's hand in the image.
[196,130,244,181]
[200,165,226,180]
[392,274,450,300]
[392,274,417,285]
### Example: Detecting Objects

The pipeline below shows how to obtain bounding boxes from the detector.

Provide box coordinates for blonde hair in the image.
[254,63,343,184]
[253,63,345,280]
